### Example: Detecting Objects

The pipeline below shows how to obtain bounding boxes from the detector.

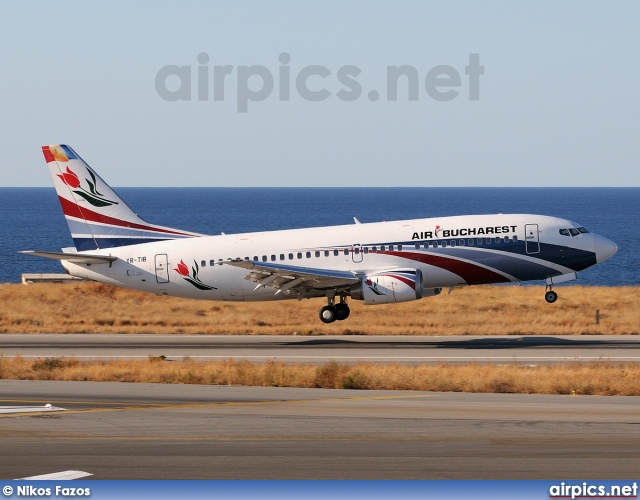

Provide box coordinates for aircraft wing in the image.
[225,260,361,295]
[20,250,117,264]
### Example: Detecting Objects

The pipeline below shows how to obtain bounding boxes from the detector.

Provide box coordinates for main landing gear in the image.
[319,296,351,324]
[544,285,558,304]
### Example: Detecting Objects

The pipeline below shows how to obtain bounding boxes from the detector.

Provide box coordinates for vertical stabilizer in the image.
[42,144,204,251]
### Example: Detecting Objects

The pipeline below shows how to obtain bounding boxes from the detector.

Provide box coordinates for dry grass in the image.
[0,282,638,335]
[1,356,639,395]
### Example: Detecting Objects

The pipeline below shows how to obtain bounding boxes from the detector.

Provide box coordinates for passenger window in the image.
[218,259,223,265]
[262,256,267,262]
[513,235,518,242]
[363,248,369,254]
[441,241,447,247]
[373,246,378,253]
[559,229,570,236]
[315,251,320,257]
[398,244,402,251]
[280,254,285,260]
[297,252,302,259]
[343,249,349,255]
[468,239,474,246]
[477,239,482,245]
[353,248,359,254]
[389,245,394,251]
[450,240,456,247]
[414,243,420,250]
[424,243,429,248]
[380,245,385,252]
[433,242,438,248]
[306,252,311,258]
[210,260,215,266]
[253,256,258,261]
[200,260,206,267]
[333,250,339,256]
[459,239,465,246]
[289,253,293,260]
[569,228,580,236]
[324,250,329,257]
[504,237,510,243]
[271,255,276,261]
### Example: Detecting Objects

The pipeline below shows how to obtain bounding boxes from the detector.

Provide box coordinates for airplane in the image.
[21,144,618,324]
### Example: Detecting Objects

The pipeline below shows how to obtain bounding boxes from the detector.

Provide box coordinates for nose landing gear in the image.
[318,296,351,324]
[544,285,558,303]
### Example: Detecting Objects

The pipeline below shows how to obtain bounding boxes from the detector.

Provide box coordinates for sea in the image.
[1,187,637,286]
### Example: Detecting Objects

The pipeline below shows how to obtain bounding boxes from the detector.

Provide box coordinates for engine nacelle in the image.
[350,269,440,305]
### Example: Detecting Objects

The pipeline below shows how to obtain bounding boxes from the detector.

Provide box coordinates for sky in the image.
[1,1,638,187]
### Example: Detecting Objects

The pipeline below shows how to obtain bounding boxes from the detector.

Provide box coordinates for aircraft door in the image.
[154,254,170,283]
[352,244,363,263]
[525,224,540,254]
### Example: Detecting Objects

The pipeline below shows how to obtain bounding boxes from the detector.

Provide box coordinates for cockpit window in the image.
[569,228,580,236]
[559,229,570,236]
[577,227,589,234]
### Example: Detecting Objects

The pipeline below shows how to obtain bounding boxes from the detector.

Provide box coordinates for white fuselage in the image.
[61,213,609,303]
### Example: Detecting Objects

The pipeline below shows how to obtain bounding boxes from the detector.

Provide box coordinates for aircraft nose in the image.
[594,234,618,263]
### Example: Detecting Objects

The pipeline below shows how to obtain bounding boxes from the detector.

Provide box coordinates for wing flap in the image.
[226,260,361,294]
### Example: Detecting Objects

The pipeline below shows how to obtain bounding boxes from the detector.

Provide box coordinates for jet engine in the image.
[349,269,441,305]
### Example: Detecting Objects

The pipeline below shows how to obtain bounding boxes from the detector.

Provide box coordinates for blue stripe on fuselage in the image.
[497,242,596,272]
[341,238,597,275]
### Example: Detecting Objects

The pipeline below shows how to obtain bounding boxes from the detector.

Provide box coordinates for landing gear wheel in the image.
[334,303,350,321]
[319,305,337,323]
[545,290,558,303]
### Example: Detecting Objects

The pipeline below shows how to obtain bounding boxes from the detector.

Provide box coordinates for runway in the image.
[1,380,639,479]
[1,334,640,364]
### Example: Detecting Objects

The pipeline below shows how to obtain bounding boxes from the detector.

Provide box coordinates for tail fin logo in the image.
[58,166,119,208]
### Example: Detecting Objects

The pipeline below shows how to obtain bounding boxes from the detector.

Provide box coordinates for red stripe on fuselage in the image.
[58,196,197,237]
[386,251,510,285]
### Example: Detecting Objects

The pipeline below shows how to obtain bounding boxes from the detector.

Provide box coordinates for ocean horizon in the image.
[1,187,636,286]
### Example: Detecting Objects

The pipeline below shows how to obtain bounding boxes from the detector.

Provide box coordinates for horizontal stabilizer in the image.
[20,250,117,264]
